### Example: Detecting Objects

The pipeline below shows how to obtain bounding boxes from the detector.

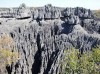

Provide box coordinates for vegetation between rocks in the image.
[61,47,100,74]
[93,10,100,19]
[0,34,19,72]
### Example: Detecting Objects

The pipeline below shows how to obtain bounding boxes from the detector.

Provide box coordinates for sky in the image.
[0,0,99,10]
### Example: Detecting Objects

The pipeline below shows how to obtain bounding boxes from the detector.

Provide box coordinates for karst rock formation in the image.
[0,4,100,74]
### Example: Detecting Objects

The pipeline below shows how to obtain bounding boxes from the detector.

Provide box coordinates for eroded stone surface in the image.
[0,4,100,74]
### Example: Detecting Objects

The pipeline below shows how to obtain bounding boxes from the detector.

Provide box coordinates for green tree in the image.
[61,47,100,74]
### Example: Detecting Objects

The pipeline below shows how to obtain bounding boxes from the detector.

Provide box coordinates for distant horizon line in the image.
[0,3,99,10]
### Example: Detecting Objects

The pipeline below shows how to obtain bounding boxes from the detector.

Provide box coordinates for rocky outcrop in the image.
[0,4,100,74]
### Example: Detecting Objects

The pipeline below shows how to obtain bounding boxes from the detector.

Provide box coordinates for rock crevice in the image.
[0,4,100,74]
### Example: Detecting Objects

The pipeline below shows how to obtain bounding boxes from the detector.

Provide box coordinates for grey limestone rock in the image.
[0,4,100,74]
[16,4,31,19]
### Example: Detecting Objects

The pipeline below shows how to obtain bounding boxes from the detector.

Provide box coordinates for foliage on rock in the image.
[61,47,100,74]
[0,34,19,70]
[93,10,100,19]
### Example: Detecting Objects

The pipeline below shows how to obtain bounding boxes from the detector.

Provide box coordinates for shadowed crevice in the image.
[32,33,42,74]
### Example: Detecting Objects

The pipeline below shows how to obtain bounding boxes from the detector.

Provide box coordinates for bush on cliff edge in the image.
[61,47,100,74]
[0,34,19,73]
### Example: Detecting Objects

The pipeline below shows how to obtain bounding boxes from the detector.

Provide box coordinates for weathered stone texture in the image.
[0,4,100,74]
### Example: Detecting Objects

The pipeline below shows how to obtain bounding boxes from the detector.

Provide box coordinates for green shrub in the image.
[61,47,100,74]
[92,47,100,63]
[0,34,19,69]
[93,10,100,19]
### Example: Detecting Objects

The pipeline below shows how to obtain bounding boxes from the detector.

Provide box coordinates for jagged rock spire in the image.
[19,3,26,9]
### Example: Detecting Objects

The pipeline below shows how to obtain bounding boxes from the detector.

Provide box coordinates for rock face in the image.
[0,4,100,74]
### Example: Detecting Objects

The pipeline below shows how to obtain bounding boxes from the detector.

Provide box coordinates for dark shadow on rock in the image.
[61,23,73,34]
[32,33,42,74]
[43,49,59,74]
[17,16,31,20]
[6,65,12,74]
[98,27,100,34]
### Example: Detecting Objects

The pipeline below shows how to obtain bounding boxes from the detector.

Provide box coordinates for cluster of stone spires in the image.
[0,3,100,74]
[0,3,93,20]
